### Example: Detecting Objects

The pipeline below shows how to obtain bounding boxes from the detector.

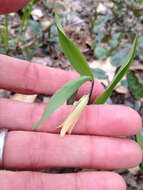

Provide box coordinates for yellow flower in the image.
[58,94,89,136]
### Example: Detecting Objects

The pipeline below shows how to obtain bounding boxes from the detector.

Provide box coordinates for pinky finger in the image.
[0,171,126,190]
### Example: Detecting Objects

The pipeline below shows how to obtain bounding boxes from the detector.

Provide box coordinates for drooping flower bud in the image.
[58,94,89,136]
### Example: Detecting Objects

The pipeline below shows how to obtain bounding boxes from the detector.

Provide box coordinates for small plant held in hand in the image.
[33,10,138,133]
[33,8,143,170]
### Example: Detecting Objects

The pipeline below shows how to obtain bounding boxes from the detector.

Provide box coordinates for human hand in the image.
[0,54,142,190]
[0,1,142,189]
[0,0,30,14]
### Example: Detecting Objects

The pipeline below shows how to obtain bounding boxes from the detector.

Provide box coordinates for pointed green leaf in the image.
[55,11,65,34]
[33,76,92,129]
[135,132,143,172]
[55,12,94,80]
[127,70,143,100]
[94,35,139,104]
[135,132,143,149]
[139,162,143,174]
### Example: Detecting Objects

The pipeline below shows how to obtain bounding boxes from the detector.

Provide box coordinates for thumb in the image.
[0,0,31,14]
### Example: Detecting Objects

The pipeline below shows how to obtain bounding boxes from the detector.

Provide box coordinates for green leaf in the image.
[139,162,143,174]
[28,20,42,35]
[109,40,119,48]
[33,76,92,129]
[91,68,108,79]
[55,12,94,80]
[94,46,108,60]
[93,35,139,104]
[102,34,112,43]
[96,32,104,42]
[135,131,143,173]
[56,2,66,11]
[112,0,122,8]
[121,79,128,87]
[127,70,143,99]
[139,0,143,4]
[67,90,77,105]
[91,39,96,50]
[95,16,112,25]
[135,132,143,149]
[112,32,122,40]
[110,49,129,67]
[138,36,143,48]
[44,2,52,9]
[93,25,101,33]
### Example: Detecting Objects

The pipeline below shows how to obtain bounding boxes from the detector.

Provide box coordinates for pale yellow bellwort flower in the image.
[58,94,89,136]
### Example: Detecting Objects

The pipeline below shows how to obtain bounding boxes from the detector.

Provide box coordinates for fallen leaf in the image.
[11,94,37,103]
[89,58,116,86]
[32,56,52,66]
[89,59,129,94]
[130,62,143,71]
[31,8,44,20]
[97,3,107,14]
[128,166,140,175]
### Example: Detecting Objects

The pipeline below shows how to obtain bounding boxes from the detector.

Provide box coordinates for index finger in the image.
[0,0,31,14]
[0,54,104,100]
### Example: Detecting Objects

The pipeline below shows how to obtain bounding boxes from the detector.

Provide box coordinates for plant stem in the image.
[88,80,94,105]
[5,15,9,54]
[0,29,4,44]
[16,0,35,45]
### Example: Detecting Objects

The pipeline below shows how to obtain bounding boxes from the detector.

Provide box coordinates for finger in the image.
[0,54,104,100]
[0,171,126,190]
[3,131,142,170]
[0,0,31,14]
[0,98,141,136]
